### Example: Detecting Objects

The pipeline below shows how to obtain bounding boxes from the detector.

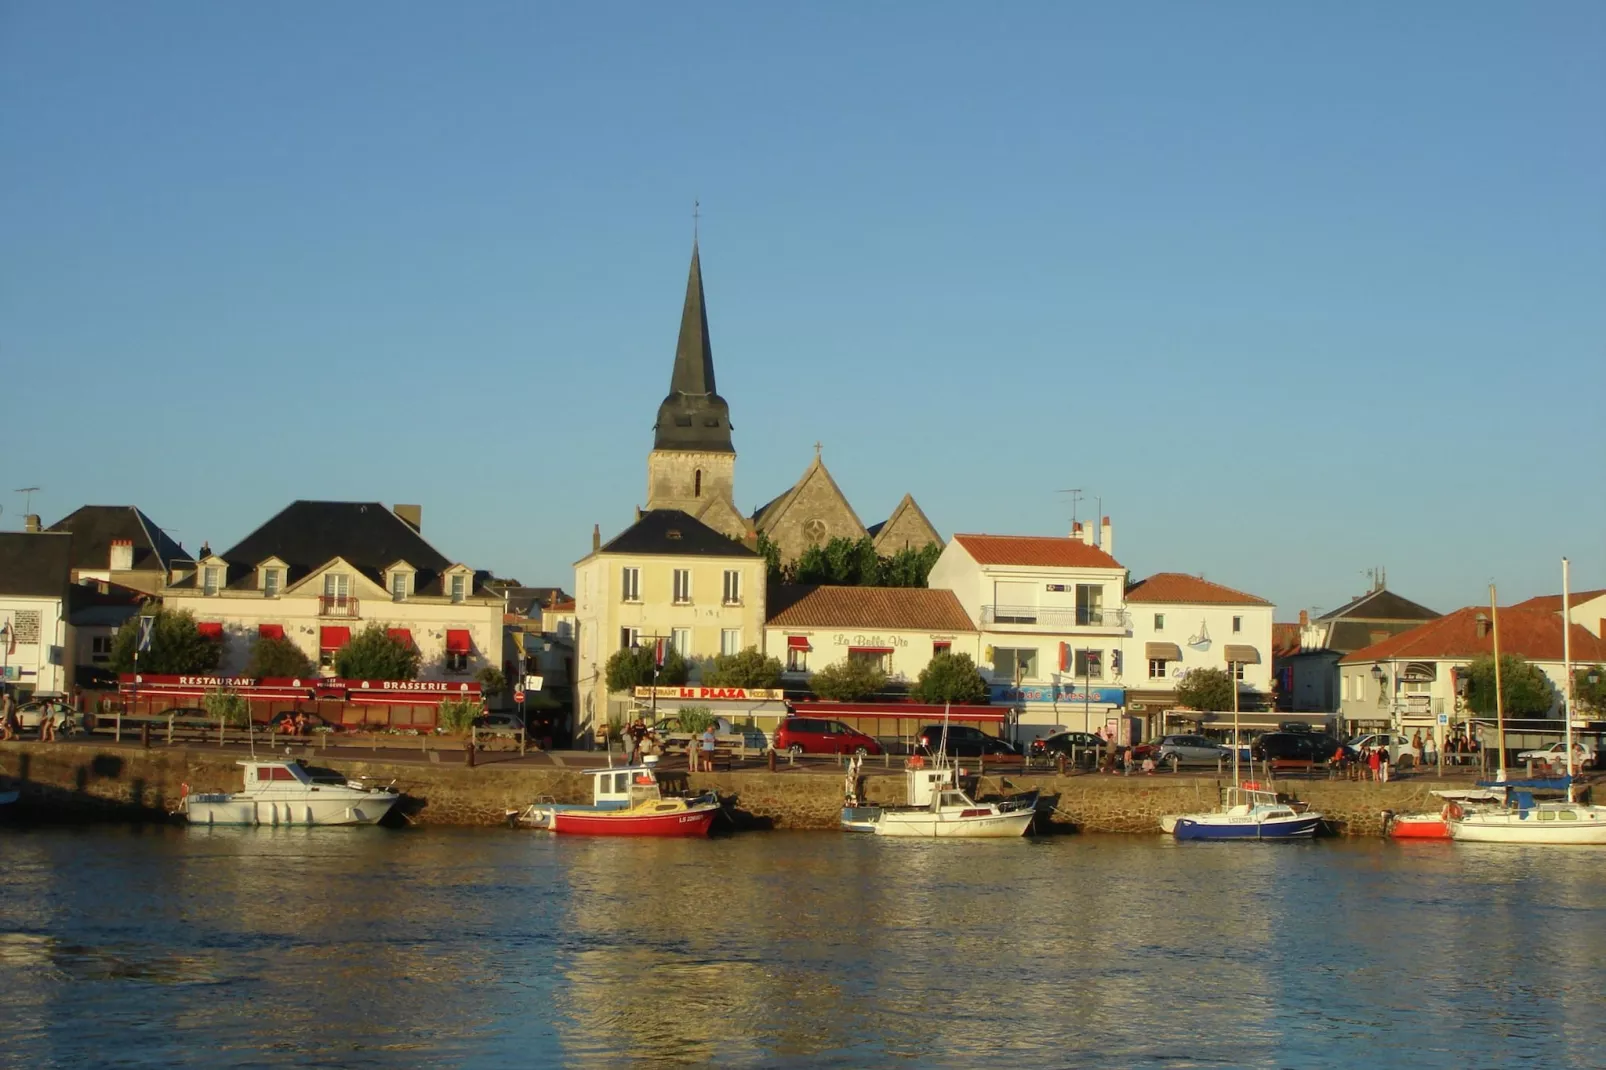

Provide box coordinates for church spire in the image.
[654,239,733,452]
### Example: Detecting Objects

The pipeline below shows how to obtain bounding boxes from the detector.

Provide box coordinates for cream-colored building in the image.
[764,585,979,687]
[160,501,506,706]
[572,509,767,741]
[0,531,74,698]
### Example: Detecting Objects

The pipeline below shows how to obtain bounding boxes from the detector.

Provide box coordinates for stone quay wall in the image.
[0,741,1466,836]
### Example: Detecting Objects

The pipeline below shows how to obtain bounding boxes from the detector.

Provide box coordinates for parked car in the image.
[1029,731,1105,759]
[15,699,86,735]
[1153,734,1232,766]
[648,716,768,752]
[1253,732,1350,764]
[915,724,1019,758]
[474,711,527,733]
[1516,742,1597,770]
[773,717,881,756]
[1346,733,1414,764]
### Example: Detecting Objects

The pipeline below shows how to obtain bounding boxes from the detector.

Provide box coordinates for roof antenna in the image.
[15,487,40,514]
[1058,489,1083,528]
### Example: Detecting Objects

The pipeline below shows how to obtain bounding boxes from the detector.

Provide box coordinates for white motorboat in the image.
[841,755,1037,838]
[180,759,400,827]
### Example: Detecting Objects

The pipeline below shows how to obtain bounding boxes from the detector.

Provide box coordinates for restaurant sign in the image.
[633,686,786,702]
[990,683,1126,706]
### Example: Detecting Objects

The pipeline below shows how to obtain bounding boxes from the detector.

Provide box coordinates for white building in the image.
[0,532,75,699]
[763,585,980,686]
[927,521,1129,743]
[1124,572,1276,737]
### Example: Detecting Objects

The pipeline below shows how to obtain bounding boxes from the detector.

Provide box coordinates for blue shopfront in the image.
[991,682,1128,743]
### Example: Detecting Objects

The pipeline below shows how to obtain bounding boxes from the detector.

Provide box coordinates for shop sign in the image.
[990,683,1126,705]
[634,686,785,701]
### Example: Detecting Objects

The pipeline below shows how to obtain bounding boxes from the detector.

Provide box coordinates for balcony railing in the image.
[981,605,1130,629]
[318,595,361,617]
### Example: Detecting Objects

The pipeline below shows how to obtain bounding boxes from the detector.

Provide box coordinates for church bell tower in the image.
[644,242,747,539]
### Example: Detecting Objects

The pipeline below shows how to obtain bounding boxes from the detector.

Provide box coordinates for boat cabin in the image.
[589,766,662,810]
[239,759,353,790]
[905,766,957,808]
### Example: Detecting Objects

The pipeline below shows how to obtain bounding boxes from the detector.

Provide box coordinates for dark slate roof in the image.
[0,532,74,598]
[499,586,574,616]
[598,510,756,558]
[865,520,886,537]
[217,501,465,591]
[1326,619,1427,655]
[653,242,734,453]
[1317,588,1439,623]
[46,505,188,573]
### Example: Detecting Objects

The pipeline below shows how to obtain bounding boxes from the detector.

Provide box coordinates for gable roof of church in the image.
[653,242,733,453]
[753,453,868,538]
[869,493,942,549]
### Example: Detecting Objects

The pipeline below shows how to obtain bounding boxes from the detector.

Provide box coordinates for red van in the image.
[773,717,882,757]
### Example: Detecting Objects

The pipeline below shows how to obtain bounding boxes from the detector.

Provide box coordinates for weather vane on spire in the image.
[693,199,700,242]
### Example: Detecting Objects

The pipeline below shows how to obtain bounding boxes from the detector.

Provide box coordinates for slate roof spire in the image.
[654,240,734,452]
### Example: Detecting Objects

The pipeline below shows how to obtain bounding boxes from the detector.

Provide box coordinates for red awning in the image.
[445,629,472,654]
[848,646,893,654]
[320,626,351,650]
[197,621,223,639]
[387,628,413,647]
[787,636,812,650]
[258,624,285,640]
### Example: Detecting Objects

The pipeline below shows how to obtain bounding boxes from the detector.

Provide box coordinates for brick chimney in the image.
[24,514,41,533]
[1299,609,1309,627]
[110,538,134,571]
[394,504,422,533]
[1100,515,1113,557]
[592,524,601,552]
[1475,613,1489,639]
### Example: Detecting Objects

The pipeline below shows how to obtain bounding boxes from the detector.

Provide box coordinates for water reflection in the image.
[0,827,1603,1068]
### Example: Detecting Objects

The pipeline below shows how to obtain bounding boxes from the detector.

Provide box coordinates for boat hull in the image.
[1387,814,1451,840]
[1449,813,1606,845]
[840,806,881,833]
[1173,815,1322,841]
[183,792,398,827]
[551,804,718,837]
[871,808,1034,838]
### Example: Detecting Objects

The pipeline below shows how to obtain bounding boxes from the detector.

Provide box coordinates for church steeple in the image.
[654,241,733,452]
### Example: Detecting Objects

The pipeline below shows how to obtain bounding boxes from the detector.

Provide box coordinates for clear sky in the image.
[3,2,1602,618]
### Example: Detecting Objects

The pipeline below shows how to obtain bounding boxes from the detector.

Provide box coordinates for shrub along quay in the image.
[0,739,1510,837]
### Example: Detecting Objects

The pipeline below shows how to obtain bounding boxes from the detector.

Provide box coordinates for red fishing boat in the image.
[508,762,720,837]
[1384,789,1500,840]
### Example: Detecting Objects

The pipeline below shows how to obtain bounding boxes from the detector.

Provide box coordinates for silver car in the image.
[1155,734,1232,766]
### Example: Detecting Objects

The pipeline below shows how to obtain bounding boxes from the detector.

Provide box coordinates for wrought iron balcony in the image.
[980,605,1130,630]
[318,595,361,617]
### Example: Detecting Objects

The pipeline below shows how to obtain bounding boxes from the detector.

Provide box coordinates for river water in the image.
[0,826,1601,1068]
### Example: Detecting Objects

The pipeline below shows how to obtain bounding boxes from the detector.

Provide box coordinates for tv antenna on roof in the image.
[15,487,40,514]
[1058,488,1083,527]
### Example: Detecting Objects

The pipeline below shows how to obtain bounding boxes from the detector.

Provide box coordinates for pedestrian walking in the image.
[0,691,16,742]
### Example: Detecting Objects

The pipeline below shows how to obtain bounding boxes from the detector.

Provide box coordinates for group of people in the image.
[0,691,62,742]
[623,716,721,771]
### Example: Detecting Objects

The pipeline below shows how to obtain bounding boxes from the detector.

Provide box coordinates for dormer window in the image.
[203,566,220,596]
[263,569,281,598]
[450,574,466,603]
[391,572,407,602]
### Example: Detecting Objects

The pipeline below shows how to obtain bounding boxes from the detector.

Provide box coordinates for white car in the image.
[1515,742,1596,771]
[1346,733,1420,764]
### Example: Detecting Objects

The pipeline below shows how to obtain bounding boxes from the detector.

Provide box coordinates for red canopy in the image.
[445,629,472,654]
[258,623,285,640]
[787,636,812,650]
[387,628,413,647]
[320,626,350,651]
[197,621,223,639]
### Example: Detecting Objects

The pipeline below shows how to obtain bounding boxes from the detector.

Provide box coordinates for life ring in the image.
[1443,801,1464,821]
[1241,780,1261,791]
[634,775,653,785]
[906,756,925,770]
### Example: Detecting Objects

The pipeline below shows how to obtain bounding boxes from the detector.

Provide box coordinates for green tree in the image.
[202,687,251,728]
[246,635,316,679]
[913,652,989,704]
[810,658,889,701]
[671,705,716,734]
[437,698,477,734]
[755,531,787,583]
[477,666,508,694]
[1464,654,1555,717]
[108,608,221,675]
[603,645,691,693]
[702,647,784,689]
[884,542,943,588]
[1176,667,1236,712]
[1573,665,1606,716]
[334,623,422,681]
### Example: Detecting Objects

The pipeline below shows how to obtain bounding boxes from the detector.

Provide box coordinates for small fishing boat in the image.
[180,759,400,826]
[1169,785,1323,841]
[840,755,1037,838]
[1383,789,1502,840]
[509,762,720,837]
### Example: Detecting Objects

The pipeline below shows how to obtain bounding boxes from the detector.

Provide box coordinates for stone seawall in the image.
[0,741,1461,836]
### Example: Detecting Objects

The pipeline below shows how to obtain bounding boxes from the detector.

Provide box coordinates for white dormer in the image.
[200,554,229,596]
[384,560,415,602]
[257,556,289,598]
[444,564,473,604]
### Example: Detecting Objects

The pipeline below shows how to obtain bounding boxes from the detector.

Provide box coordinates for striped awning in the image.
[1146,642,1183,661]
[1223,644,1261,664]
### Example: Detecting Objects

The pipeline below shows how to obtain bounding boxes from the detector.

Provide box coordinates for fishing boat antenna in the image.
[1562,558,1576,799]
[1490,583,1506,779]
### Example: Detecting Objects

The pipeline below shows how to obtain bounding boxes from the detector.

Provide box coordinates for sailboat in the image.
[1447,566,1606,846]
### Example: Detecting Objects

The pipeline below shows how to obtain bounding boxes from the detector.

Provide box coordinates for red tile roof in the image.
[1271,622,1302,658]
[1339,606,1606,665]
[1510,589,1606,612]
[1124,572,1271,606]
[951,534,1121,570]
[766,585,976,632]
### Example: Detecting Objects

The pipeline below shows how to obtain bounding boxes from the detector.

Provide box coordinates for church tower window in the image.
[694,470,702,498]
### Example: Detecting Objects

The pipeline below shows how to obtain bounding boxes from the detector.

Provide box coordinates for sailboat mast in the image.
[1491,583,1506,778]
[1562,557,1575,787]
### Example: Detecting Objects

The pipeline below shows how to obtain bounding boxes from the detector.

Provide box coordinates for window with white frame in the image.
[1153,613,1164,630]
[672,569,692,604]
[450,574,467,603]
[1075,584,1103,626]
[992,647,1038,682]
[263,569,281,597]
[848,647,892,674]
[1232,616,1242,633]
[671,628,691,656]
[1074,649,1103,679]
[720,629,741,656]
[786,645,809,672]
[203,566,220,596]
[391,572,407,602]
[723,569,741,605]
[1148,658,1168,680]
[620,627,640,651]
[1230,662,1245,681]
[446,649,469,673]
[621,567,640,603]
[324,573,350,599]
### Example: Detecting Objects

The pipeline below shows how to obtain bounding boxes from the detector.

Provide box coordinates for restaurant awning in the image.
[1146,642,1183,661]
[387,628,414,648]
[1223,644,1261,664]
[196,621,223,639]
[258,623,285,640]
[320,626,351,650]
[446,629,472,654]
[787,636,812,650]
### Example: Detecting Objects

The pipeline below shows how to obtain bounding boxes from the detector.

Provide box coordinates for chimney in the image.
[591,524,601,552]
[1080,523,1094,547]
[1100,515,1113,557]
[24,514,41,533]
[1299,609,1309,628]
[394,504,422,533]
[110,538,134,571]
[1070,521,1081,539]
[1475,613,1489,639]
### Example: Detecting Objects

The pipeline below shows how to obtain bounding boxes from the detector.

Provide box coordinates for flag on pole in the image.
[137,615,155,653]
[654,638,666,668]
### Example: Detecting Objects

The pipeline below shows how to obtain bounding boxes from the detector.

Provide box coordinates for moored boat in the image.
[1384,789,1503,840]
[510,762,720,837]
[180,759,400,826]
[1446,778,1606,845]
[1170,786,1323,841]
[840,755,1037,838]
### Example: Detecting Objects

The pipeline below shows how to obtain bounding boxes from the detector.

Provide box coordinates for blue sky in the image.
[3,2,1602,618]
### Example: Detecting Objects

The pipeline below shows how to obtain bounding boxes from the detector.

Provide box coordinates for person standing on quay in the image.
[1366,745,1380,782]
[699,724,717,773]
[1411,730,1424,768]
[1378,744,1391,783]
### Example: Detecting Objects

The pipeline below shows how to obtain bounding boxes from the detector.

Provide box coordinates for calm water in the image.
[0,826,1602,1069]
